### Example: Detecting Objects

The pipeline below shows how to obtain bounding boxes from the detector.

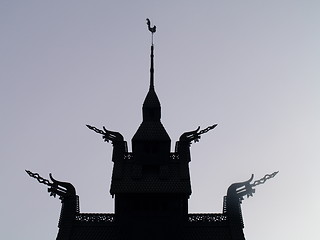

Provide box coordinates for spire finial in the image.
[146,18,156,45]
[146,18,156,89]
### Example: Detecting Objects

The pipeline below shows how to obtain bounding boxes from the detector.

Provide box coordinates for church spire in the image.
[141,18,161,122]
[131,19,170,165]
[147,18,156,89]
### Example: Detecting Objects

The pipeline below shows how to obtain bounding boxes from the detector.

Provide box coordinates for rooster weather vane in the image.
[146,18,156,45]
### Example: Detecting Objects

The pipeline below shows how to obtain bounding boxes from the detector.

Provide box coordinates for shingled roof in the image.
[132,121,170,141]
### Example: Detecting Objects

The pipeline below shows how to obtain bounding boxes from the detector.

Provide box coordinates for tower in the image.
[26,19,277,240]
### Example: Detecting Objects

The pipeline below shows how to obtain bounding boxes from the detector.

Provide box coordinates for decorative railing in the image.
[75,213,115,224]
[188,214,227,224]
[74,213,227,225]
[170,152,179,160]
[123,152,179,160]
[124,152,133,160]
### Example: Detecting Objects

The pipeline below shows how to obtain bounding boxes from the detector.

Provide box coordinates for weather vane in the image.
[146,18,156,45]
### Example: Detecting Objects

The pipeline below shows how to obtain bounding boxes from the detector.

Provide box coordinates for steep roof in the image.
[132,121,170,141]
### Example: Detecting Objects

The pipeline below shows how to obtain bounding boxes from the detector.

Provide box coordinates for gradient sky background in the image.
[1,1,320,239]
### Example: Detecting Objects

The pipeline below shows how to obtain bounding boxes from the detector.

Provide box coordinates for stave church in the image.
[27,19,277,240]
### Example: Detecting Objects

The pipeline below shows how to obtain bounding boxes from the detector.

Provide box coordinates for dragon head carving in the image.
[48,174,76,199]
[227,174,255,202]
[179,126,201,144]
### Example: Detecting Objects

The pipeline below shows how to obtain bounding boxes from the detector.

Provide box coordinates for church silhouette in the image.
[27,19,277,240]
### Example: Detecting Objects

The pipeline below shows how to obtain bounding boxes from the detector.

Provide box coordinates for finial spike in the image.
[146,18,156,89]
[150,44,154,89]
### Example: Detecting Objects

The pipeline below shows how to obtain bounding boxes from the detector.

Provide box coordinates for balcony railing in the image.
[75,213,115,224]
[188,213,227,224]
[74,213,227,225]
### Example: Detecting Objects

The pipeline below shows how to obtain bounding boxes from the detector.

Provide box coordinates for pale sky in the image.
[1,1,320,239]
